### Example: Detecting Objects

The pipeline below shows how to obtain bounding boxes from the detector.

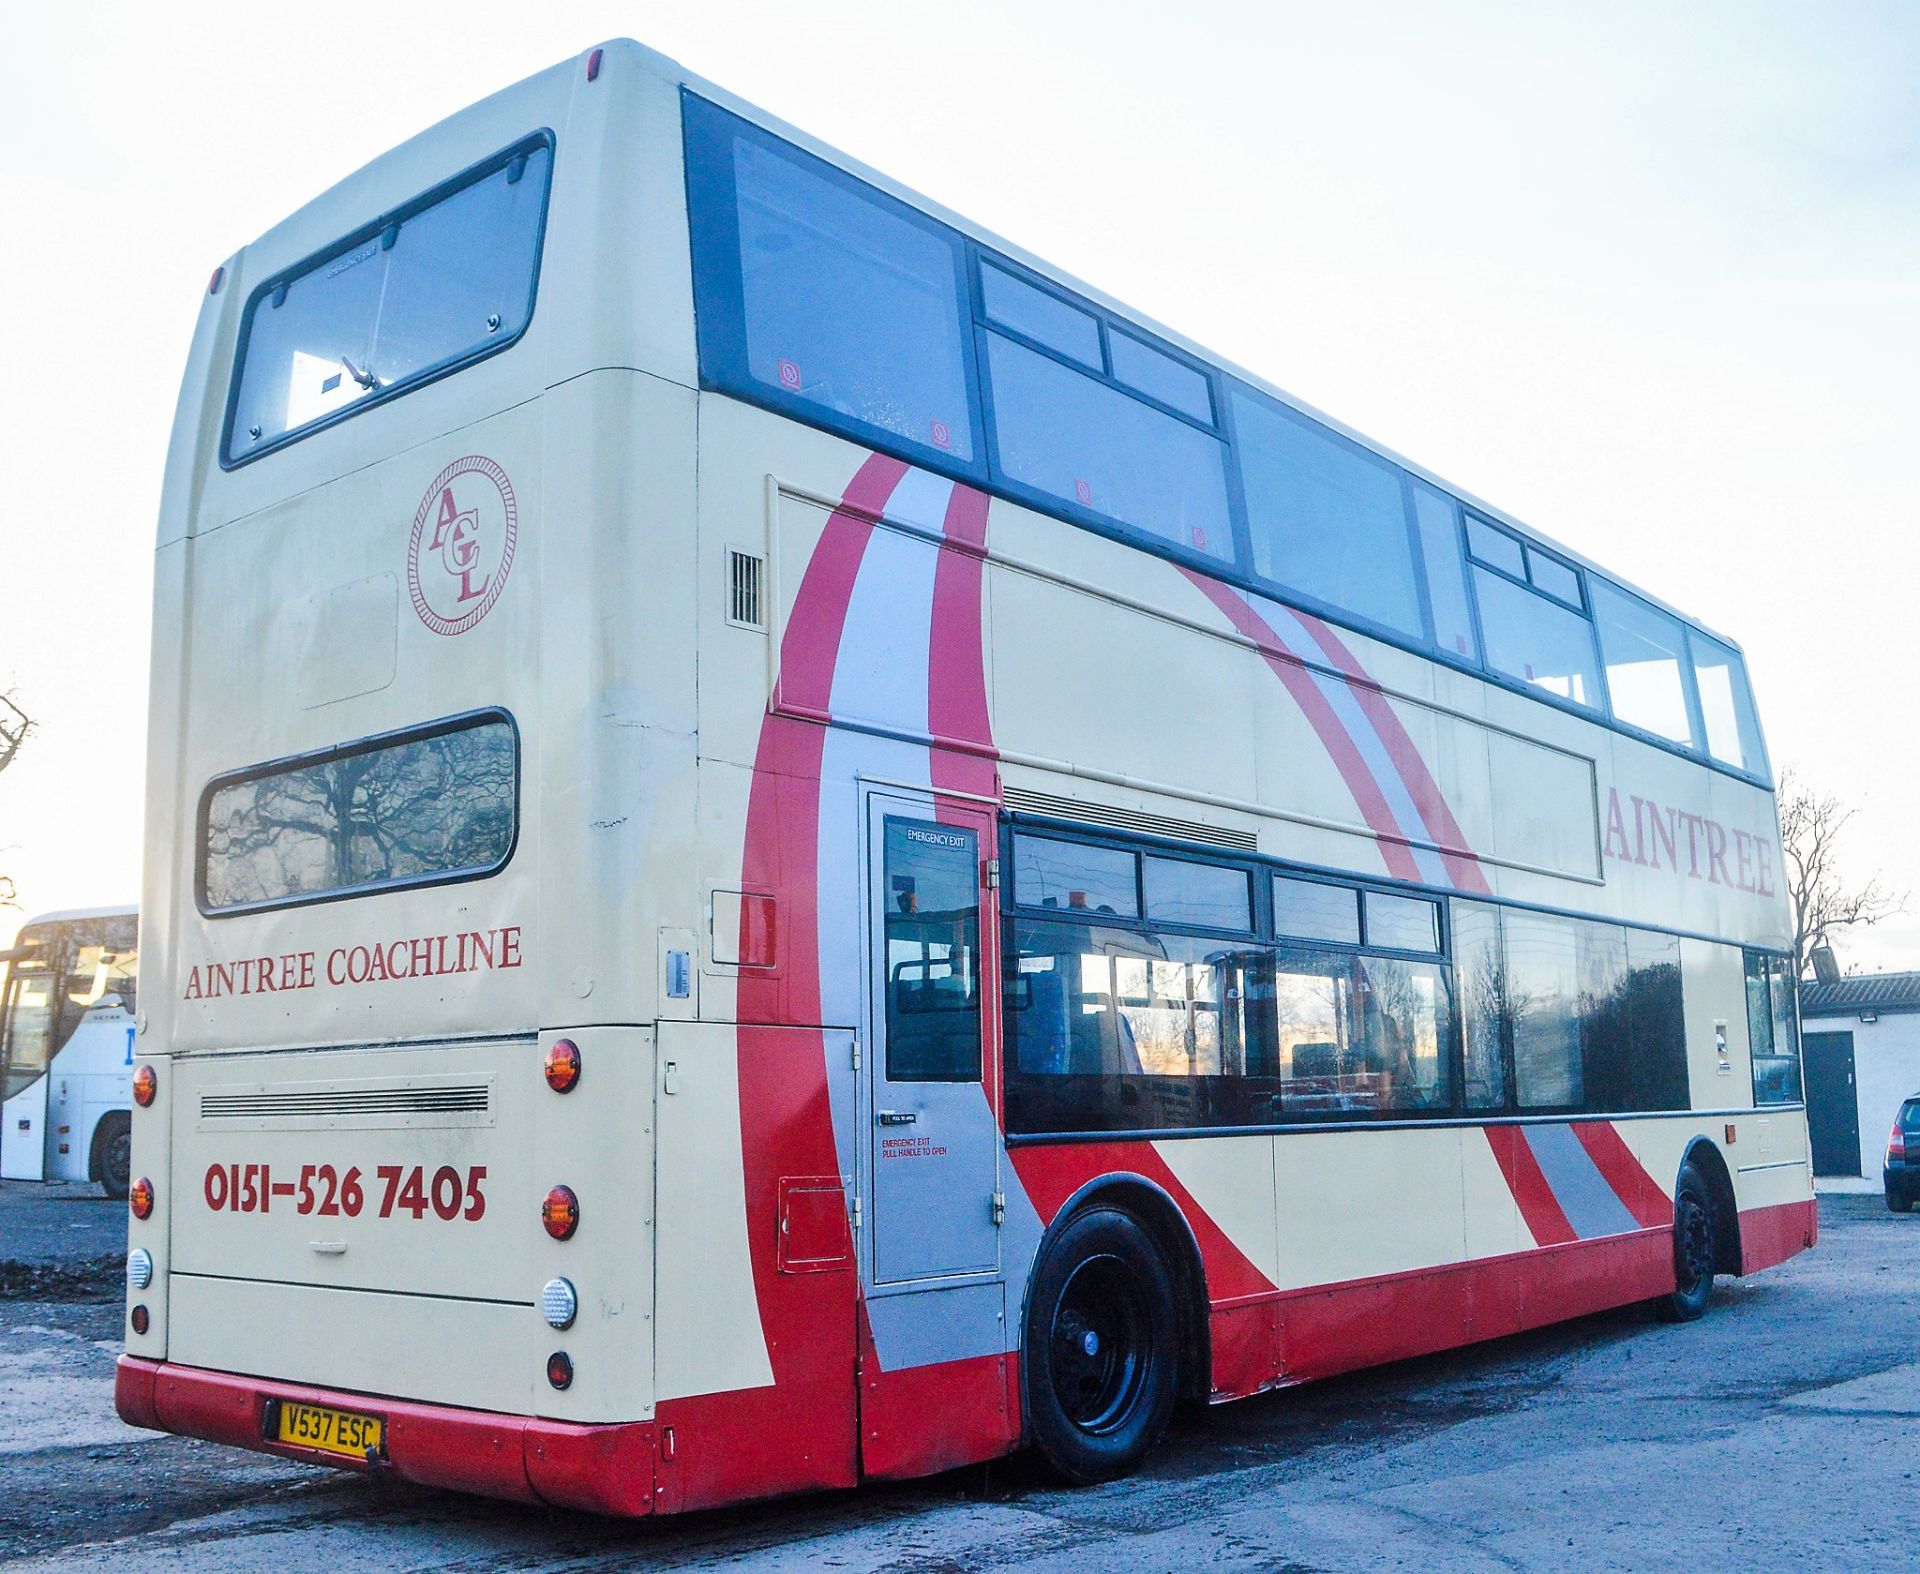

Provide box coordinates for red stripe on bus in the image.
[1289,609,1494,894]
[927,482,997,802]
[1179,571,1423,882]
[1569,1121,1672,1229]
[1483,1125,1578,1246]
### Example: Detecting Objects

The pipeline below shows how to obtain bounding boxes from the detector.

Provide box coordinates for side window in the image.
[1411,484,1478,662]
[1690,631,1768,776]
[1467,521,1602,711]
[1231,388,1425,641]
[1451,900,1509,1109]
[984,331,1233,560]
[1012,835,1138,917]
[980,262,1100,370]
[1747,952,1801,1105]
[1269,947,1453,1114]
[685,96,975,463]
[1143,856,1251,932]
[1272,875,1360,945]
[882,819,981,1082]
[1592,582,1699,747]
[1110,330,1213,422]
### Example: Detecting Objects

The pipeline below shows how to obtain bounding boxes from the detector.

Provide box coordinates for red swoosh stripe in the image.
[1571,1121,1672,1230]
[1484,1126,1577,1247]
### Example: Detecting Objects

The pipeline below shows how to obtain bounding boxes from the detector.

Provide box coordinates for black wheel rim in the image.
[105,1131,132,1192]
[1050,1253,1149,1435]
[1677,1192,1714,1293]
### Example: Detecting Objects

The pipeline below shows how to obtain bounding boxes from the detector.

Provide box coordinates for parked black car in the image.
[1884,1097,1920,1213]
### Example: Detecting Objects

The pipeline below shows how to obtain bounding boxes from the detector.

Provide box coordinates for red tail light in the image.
[129,1178,155,1220]
[542,1185,580,1240]
[1889,1122,1907,1163]
[543,1039,582,1093]
[132,1065,158,1107]
[547,1350,574,1389]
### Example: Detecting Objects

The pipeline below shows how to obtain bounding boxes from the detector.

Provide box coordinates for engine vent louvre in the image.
[1003,785,1258,851]
[728,548,765,629]
[200,1085,489,1120]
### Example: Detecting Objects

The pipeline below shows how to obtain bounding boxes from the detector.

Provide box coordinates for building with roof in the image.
[1798,972,1920,1187]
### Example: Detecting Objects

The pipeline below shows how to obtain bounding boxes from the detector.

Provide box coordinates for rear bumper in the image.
[115,1357,655,1517]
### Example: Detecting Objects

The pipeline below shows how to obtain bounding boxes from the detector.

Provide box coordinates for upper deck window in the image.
[1689,631,1767,775]
[1592,581,1697,747]
[198,712,517,915]
[686,96,976,464]
[226,137,552,465]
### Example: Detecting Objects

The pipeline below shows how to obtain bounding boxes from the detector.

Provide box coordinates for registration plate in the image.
[273,1400,385,1460]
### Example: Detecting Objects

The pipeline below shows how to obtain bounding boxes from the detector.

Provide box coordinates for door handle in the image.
[876,1110,918,1126]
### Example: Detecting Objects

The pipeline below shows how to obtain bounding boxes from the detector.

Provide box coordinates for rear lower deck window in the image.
[199,713,517,913]
[226,137,552,464]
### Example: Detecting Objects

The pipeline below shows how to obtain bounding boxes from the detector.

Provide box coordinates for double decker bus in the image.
[1,906,139,1196]
[118,40,1812,1513]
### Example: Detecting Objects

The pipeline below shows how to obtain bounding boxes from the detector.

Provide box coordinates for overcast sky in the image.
[1,1,1915,962]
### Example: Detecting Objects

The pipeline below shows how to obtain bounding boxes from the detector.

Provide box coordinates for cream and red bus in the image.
[119,39,1813,1514]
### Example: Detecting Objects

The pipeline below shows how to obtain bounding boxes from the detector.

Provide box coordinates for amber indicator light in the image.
[542,1185,580,1240]
[132,1064,158,1107]
[129,1178,155,1220]
[544,1039,582,1093]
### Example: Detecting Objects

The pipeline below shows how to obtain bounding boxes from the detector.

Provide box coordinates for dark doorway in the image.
[1803,1031,1861,1177]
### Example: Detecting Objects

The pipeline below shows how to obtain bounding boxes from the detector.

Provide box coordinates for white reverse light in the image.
[540,1277,578,1331]
[127,1248,154,1291]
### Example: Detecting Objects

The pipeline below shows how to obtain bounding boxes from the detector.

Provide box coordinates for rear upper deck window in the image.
[198,712,517,914]
[225,137,552,465]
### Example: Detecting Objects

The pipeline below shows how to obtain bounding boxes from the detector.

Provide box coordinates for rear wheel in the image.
[95,1115,132,1201]
[1024,1206,1180,1484]
[1656,1163,1717,1322]
[1888,1188,1914,1215]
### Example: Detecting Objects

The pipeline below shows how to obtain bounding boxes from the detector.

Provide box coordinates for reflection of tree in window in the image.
[204,723,515,908]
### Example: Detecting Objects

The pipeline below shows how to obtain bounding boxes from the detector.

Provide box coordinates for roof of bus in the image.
[624,40,1745,655]
[214,37,1745,656]
[17,906,139,929]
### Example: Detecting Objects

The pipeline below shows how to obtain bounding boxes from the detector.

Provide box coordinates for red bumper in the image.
[115,1357,656,1517]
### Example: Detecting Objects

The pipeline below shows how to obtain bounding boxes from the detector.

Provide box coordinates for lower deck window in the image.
[199,712,517,914]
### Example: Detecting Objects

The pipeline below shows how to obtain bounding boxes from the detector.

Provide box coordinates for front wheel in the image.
[1656,1163,1717,1323]
[96,1116,132,1201]
[1023,1206,1180,1484]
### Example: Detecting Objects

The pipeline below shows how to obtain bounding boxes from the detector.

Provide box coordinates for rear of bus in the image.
[118,45,700,1513]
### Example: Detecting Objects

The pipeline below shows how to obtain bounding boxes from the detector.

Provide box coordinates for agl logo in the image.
[406,455,518,636]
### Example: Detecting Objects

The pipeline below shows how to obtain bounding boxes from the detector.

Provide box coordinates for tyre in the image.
[1656,1163,1717,1323]
[95,1115,132,1201]
[1023,1206,1180,1484]
[1888,1188,1914,1215]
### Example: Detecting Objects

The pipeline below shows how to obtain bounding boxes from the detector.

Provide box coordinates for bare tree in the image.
[0,692,29,777]
[1778,767,1903,978]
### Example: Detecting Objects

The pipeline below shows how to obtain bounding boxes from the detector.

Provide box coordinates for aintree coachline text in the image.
[182,926,524,1000]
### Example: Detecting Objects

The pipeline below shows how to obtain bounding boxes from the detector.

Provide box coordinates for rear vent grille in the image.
[728,548,765,629]
[1003,785,1258,851]
[201,1085,489,1120]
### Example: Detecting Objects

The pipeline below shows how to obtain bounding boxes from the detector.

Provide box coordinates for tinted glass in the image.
[1593,582,1698,746]
[1465,516,1526,577]
[1272,876,1360,945]
[1365,891,1440,953]
[731,124,972,458]
[1622,927,1689,1111]
[1505,911,1583,1108]
[1748,952,1801,1105]
[0,916,137,1100]
[1269,948,1452,1113]
[1451,900,1508,1108]
[1004,919,1266,1132]
[1013,835,1138,917]
[1473,567,1602,710]
[988,333,1233,559]
[882,819,981,1081]
[1527,547,1583,608]
[230,143,550,461]
[201,717,516,911]
[1690,632,1768,774]
[1143,856,1250,931]
[1233,390,1423,638]
[1413,484,1477,661]
[979,262,1101,369]
[1110,331,1213,423]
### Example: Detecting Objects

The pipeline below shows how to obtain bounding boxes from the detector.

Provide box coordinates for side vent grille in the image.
[201,1085,490,1120]
[728,548,765,629]
[1003,785,1258,851]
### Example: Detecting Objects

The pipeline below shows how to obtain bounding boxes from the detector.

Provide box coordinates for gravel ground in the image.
[1,1188,1913,1571]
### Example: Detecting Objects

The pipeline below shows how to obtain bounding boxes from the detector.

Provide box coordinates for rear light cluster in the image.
[542,1184,579,1240]
[129,1177,155,1220]
[132,1064,158,1107]
[544,1039,582,1093]
[1889,1122,1908,1164]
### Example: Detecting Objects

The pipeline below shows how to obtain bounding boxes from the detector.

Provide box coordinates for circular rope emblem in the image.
[406,455,518,636]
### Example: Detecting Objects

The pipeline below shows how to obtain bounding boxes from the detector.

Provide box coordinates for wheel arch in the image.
[1020,1171,1213,1414]
[1680,1136,1743,1276]
[88,1107,130,1183]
